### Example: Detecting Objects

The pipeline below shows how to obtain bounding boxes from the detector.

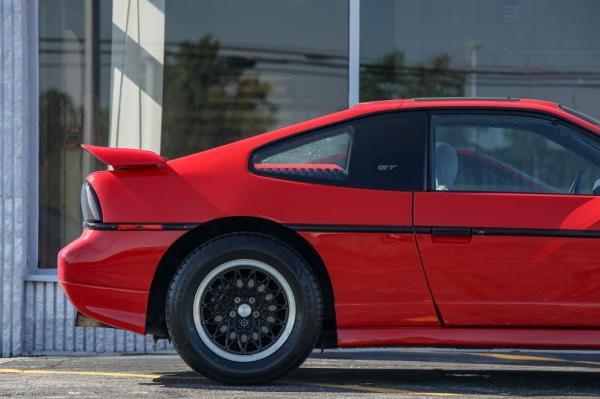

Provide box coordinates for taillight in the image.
[81,182,103,222]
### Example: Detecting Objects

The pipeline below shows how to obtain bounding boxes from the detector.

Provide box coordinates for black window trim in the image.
[248,109,428,192]
[559,105,600,128]
[426,107,600,195]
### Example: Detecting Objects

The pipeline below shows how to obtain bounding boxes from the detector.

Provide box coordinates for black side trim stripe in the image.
[416,226,600,238]
[289,224,600,238]
[286,224,414,233]
[84,221,600,238]
[84,222,117,230]
[83,222,202,231]
[161,223,203,230]
[431,227,472,236]
[472,227,600,238]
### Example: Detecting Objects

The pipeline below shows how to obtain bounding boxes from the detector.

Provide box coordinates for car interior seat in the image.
[436,142,458,191]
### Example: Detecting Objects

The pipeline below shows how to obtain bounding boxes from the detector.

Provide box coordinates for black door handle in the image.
[431,227,472,236]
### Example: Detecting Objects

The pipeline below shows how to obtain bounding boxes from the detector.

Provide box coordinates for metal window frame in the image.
[27,0,54,280]
[348,0,360,107]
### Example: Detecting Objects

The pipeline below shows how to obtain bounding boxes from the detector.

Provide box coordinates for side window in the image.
[254,127,353,181]
[432,114,600,195]
[252,111,427,190]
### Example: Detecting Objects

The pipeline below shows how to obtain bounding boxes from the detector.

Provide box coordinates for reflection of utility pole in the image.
[467,40,481,97]
[83,0,99,175]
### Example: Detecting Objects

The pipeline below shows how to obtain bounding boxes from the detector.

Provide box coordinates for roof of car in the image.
[354,97,560,111]
[350,97,600,134]
[412,96,521,102]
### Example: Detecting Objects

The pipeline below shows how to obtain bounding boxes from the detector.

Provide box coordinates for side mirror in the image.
[593,179,600,196]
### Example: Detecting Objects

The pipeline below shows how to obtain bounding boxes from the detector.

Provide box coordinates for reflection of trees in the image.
[38,89,110,267]
[39,89,82,268]
[39,89,82,207]
[40,89,81,153]
[360,50,465,100]
[161,35,276,159]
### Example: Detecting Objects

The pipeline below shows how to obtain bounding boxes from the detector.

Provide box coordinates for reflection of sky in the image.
[164,0,349,127]
[166,0,347,56]
[38,0,350,127]
[361,0,600,117]
[38,0,600,120]
[361,0,600,69]
[38,1,114,109]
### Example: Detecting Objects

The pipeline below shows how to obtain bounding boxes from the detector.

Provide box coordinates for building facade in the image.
[1,0,600,356]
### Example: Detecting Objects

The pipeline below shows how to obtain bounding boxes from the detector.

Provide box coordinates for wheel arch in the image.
[146,216,338,348]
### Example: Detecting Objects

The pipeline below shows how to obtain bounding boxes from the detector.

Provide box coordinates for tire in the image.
[166,233,322,384]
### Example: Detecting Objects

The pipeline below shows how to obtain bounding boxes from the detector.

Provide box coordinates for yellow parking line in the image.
[0,368,162,379]
[0,368,209,380]
[474,353,564,362]
[308,383,458,396]
[473,353,600,366]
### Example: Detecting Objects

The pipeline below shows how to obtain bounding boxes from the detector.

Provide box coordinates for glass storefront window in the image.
[160,0,349,158]
[360,0,600,119]
[38,1,113,268]
[39,0,600,268]
[38,0,348,268]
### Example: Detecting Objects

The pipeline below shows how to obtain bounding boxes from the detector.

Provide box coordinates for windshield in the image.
[560,105,600,128]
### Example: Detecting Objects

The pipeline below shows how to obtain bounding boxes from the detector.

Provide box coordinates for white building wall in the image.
[0,0,33,357]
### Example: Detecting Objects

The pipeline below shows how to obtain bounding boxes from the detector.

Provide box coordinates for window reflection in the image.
[38,0,112,268]
[161,0,349,158]
[360,0,600,119]
[360,51,466,100]
[161,35,277,158]
[38,0,349,267]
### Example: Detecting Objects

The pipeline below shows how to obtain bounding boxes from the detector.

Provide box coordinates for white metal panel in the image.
[109,0,165,153]
[348,0,360,107]
[0,0,34,357]
[22,281,173,354]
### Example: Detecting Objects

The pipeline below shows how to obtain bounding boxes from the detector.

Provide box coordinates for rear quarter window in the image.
[251,111,427,191]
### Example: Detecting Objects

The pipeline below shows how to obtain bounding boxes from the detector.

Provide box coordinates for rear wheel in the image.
[166,233,322,384]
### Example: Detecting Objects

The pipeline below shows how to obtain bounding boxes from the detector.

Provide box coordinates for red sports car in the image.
[59,98,600,383]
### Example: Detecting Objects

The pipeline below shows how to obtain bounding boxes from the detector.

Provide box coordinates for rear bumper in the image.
[58,228,185,334]
[61,281,148,333]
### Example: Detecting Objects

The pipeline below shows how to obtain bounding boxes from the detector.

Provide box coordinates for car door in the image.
[415,110,600,327]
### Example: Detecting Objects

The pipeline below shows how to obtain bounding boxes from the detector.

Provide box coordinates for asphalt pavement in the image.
[1,348,600,397]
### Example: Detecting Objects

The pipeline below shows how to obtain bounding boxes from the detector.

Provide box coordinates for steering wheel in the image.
[569,170,585,194]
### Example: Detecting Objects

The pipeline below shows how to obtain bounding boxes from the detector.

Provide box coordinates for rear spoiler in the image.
[82,144,167,169]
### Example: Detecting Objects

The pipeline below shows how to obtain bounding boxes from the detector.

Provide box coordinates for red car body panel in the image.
[299,232,440,328]
[58,229,184,332]
[338,328,600,349]
[61,281,148,334]
[415,192,600,231]
[415,192,600,327]
[90,150,416,227]
[59,98,600,348]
